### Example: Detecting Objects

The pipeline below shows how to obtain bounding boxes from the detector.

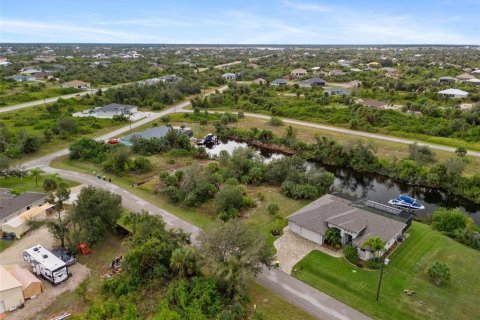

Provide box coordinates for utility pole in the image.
[376,258,390,302]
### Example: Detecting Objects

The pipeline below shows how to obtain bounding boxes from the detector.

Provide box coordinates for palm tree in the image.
[362,236,386,259]
[29,167,45,187]
[325,227,341,247]
[170,246,197,278]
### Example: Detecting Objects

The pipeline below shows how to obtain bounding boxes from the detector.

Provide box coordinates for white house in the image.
[290,68,307,78]
[288,194,407,260]
[438,88,469,98]
[222,73,236,80]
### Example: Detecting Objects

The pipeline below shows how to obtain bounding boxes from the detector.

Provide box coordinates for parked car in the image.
[1,232,16,240]
[51,248,77,266]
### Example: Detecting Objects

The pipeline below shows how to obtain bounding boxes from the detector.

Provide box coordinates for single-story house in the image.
[299,77,326,87]
[0,265,24,315]
[74,103,138,119]
[222,73,236,80]
[290,68,307,78]
[471,69,480,76]
[438,88,469,98]
[4,265,42,300]
[357,99,388,109]
[0,190,46,224]
[252,78,267,85]
[271,78,288,86]
[1,203,54,238]
[61,80,90,90]
[455,73,476,82]
[288,194,407,260]
[467,78,480,86]
[324,87,352,96]
[20,67,42,75]
[439,76,457,84]
[4,75,36,82]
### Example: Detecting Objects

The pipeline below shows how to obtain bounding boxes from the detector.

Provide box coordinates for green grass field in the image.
[0,175,79,193]
[293,222,480,320]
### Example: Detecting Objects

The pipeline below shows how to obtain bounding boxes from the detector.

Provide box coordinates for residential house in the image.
[467,78,480,86]
[20,67,42,75]
[0,189,46,224]
[298,77,326,87]
[290,68,307,78]
[456,73,476,82]
[74,103,138,119]
[324,87,352,96]
[439,76,457,84]
[471,69,480,76]
[367,61,381,68]
[122,126,192,145]
[222,73,236,80]
[328,69,346,77]
[270,78,288,86]
[438,88,469,98]
[253,78,267,85]
[61,80,90,90]
[288,194,407,260]
[4,75,36,82]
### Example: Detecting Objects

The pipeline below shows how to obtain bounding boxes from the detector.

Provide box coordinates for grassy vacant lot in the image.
[0,175,79,193]
[293,222,480,320]
[0,81,80,107]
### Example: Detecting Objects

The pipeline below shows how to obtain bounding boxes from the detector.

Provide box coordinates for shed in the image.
[0,265,24,314]
[5,265,42,299]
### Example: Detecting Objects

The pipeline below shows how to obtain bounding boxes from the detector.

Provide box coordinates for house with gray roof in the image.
[270,78,288,86]
[324,87,351,96]
[299,77,326,87]
[288,194,407,260]
[222,73,236,80]
[0,190,46,223]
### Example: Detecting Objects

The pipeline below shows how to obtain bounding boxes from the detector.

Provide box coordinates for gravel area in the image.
[0,228,90,320]
[274,230,342,274]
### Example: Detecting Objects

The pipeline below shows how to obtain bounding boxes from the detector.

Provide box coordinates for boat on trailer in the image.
[388,195,425,210]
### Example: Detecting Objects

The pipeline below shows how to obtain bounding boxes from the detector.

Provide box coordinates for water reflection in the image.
[201,139,480,223]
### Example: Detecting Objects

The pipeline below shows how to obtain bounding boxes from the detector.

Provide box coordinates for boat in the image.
[202,133,217,145]
[388,195,425,210]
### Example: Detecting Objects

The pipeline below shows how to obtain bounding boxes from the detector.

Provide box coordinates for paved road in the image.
[21,85,371,320]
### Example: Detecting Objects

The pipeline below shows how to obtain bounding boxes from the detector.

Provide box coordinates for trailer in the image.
[23,245,69,285]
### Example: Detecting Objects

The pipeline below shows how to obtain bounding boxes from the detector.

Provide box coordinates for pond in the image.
[202,139,480,224]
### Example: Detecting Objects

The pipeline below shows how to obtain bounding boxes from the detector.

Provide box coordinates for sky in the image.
[1,0,479,44]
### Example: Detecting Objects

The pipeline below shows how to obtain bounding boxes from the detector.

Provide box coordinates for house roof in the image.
[468,78,480,83]
[299,77,326,85]
[439,76,456,81]
[271,78,288,84]
[438,88,469,96]
[96,103,137,113]
[0,265,23,292]
[324,87,351,94]
[288,194,406,246]
[2,203,54,228]
[456,73,476,80]
[124,126,171,141]
[222,72,236,77]
[5,265,42,290]
[253,78,267,84]
[0,191,46,221]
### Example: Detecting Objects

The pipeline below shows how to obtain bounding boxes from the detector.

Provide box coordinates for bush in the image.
[343,245,359,264]
[266,202,280,215]
[269,116,284,126]
[427,262,451,285]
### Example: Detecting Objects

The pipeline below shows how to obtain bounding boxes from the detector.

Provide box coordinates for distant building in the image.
[439,76,457,84]
[290,68,307,78]
[222,72,236,80]
[324,87,352,96]
[4,75,35,82]
[74,103,138,119]
[20,67,42,75]
[0,189,46,224]
[438,88,469,98]
[122,126,192,144]
[252,78,267,85]
[61,80,90,90]
[455,73,476,82]
[467,78,480,86]
[328,69,346,77]
[270,78,288,86]
[298,77,327,87]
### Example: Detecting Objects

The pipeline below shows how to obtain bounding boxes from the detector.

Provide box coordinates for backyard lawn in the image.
[0,175,79,193]
[293,222,480,320]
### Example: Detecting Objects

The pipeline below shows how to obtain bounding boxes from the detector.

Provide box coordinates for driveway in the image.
[274,230,342,274]
[0,228,90,320]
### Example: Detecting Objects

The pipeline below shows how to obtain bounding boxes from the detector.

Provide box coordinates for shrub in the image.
[269,116,284,126]
[266,202,280,215]
[427,262,451,285]
[343,245,359,264]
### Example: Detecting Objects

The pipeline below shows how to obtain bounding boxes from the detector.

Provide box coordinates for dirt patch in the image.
[1,228,90,320]
[274,230,341,274]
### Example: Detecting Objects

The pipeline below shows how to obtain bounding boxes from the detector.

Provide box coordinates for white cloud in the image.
[281,0,331,12]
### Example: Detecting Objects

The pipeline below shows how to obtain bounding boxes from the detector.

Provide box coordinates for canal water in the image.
[202,139,480,224]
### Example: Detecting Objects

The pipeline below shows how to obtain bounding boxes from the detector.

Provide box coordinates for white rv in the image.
[23,244,70,285]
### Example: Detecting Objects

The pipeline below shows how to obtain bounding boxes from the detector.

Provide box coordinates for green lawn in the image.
[0,240,12,253]
[0,175,79,193]
[293,222,480,320]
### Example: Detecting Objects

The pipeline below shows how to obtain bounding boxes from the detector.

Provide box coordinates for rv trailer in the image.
[23,244,69,285]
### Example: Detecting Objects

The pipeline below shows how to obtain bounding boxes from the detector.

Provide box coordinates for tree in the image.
[325,227,341,247]
[69,186,122,246]
[197,220,273,299]
[29,167,45,187]
[266,202,279,215]
[170,246,197,278]
[43,176,58,192]
[343,245,359,264]
[455,146,467,157]
[408,143,435,165]
[427,262,451,285]
[431,208,468,234]
[362,236,386,259]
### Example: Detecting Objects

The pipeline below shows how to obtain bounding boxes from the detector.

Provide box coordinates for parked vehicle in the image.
[51,248,77,266]
[23,244,70,285]
[1,231,16,240]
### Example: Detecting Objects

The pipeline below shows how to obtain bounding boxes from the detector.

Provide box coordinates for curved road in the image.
[21,89,370,320]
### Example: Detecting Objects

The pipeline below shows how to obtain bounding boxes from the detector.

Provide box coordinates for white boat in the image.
[388,195,425,210]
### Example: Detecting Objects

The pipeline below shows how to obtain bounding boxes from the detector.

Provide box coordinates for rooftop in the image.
[0,191,46,221]
[438,88,469,96]
[96,103,137,113]
[0,265,22,291]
